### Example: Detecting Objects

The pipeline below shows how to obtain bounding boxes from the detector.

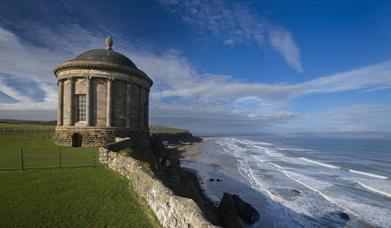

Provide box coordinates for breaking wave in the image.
[212,137,391,227]
[348,169,388,179]
[356,181,391,198]
[299,157,340,169]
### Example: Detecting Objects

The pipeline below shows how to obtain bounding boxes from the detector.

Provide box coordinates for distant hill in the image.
[149,125,189,134]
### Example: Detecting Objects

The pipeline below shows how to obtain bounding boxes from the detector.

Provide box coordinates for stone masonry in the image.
[53,36,153,147]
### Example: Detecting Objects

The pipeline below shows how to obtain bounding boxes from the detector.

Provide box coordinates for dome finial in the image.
[105,35,113,50]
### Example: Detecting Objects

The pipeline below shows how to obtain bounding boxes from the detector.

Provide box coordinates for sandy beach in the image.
[178,137,218,161]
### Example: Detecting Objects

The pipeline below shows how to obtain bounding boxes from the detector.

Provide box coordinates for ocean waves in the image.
[214,137,391,227]
[356,181,391,198]
[348,169,388,179]
[299,157,339,169]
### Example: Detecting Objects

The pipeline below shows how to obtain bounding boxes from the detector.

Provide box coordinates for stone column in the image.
[66,78,74,126]
[126,83,131,128]
[106,79,112,127]
[145,89,149,130]
[86,77,91,126]
[139,86,143,129]
[57,80,64,126]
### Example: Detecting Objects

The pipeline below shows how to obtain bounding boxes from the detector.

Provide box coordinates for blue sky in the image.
[0,0,391,134]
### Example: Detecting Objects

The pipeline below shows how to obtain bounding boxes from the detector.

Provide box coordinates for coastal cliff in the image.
[149,125,202,144]
[99,126,217,228]
[99,149,215,228]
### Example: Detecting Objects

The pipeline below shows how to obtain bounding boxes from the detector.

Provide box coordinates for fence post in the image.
[92,151,96,167]
[58,147,62,169]
[20,148,25,171]
[106,150,109,168]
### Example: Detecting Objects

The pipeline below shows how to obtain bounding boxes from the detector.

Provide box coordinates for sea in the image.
[181,135,391,228]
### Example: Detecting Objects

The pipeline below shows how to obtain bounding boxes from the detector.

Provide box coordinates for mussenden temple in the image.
[54,36,153,147]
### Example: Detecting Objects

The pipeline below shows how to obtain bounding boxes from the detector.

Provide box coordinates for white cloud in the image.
[277,104,391,133]
[268,27,303,73]
[0,25,102,110]
[159,0,303,73]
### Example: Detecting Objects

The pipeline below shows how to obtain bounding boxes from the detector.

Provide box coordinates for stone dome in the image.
[53,36,152,85]
[74,49,137,69]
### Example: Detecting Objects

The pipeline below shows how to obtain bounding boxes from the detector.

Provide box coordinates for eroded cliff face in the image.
[150,132,202,145]
[99,148,216,228]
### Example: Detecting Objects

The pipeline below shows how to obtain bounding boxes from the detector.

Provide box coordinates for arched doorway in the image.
[71,133,82,147]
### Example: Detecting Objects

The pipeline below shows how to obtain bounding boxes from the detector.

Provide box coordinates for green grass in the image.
[0,122,186,134]
[0,122,55,130]
[149,125,188,134]
[0,134,161,227]
[0,167,160,227]
[0,135,96,170]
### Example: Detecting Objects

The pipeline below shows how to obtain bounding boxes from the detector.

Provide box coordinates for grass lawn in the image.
[0,122,55,130]
[0,129,161,227]
[0,122,186,134]
[0,167,160,227]
[0,135,96,170]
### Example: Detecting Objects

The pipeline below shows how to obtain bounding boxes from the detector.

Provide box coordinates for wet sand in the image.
[178,137,218,161]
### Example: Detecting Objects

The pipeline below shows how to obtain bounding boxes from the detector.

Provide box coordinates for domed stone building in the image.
[54,36,153,147]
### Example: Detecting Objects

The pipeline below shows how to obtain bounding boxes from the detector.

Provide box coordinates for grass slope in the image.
[0,167,160,227]
[0,130,161,227]
[0,122,55,130]
[0,135,96,170]
[149,125,188,134]
[0,122,185,134]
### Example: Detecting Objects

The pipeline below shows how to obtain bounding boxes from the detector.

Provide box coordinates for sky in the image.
[0,0,391,135]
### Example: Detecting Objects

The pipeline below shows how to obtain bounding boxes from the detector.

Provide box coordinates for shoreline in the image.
[178,137,218,161]
[178,137,380,228]
[177,137,221,225]
[183,168,221,225]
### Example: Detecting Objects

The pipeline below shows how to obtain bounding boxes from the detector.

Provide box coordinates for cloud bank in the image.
[0,23,390,133]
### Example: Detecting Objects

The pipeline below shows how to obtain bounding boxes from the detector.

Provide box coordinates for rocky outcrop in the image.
[216,193,260,227]
[99,148,216,228]
[289,189,301,196]
[151,132,202,145]
[339,212,350,220]
[231,194,260,224]
[218,193,243,228]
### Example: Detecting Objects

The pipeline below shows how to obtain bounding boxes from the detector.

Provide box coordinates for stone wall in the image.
[55,127,150,147]
[99,148,217,228]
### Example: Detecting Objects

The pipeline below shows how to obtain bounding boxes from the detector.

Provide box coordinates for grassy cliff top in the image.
[0,122,55,130]
[149,125,189,134]
[0,120,188,134]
